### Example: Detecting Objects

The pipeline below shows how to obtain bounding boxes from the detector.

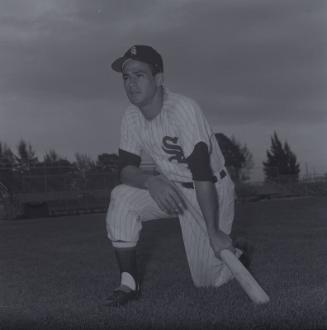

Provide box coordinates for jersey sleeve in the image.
[186,141,214,181]
[177,99,226,180]
[177,100,212,159]
[118,148,141,174]
[119,110,142,157]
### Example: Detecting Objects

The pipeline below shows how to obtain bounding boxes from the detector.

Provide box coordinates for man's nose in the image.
[127,76,137,87]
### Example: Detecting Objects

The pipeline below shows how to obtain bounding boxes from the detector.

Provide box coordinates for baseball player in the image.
[105,45,249,307]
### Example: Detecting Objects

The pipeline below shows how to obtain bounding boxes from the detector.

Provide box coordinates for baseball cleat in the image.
[105,284,141,307]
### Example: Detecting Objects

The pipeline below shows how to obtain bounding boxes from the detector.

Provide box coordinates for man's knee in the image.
[110,184,131,202]
[110,184,142,209]
[106,184,143,234]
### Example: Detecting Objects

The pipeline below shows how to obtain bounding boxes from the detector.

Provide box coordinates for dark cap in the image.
[111,45,163,73]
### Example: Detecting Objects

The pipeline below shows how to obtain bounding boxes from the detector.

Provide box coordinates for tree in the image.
[74,153,96,174]
[15,140,38,172]
[263,132,300,183]
[0,142,16,169]
[0,142,16,191]
[215,133,254,182]
[43,150,71,167]
[42,149,72,175]
[43,149,61,165]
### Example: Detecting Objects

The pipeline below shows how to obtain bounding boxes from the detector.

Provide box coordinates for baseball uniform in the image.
[106,88,236,287]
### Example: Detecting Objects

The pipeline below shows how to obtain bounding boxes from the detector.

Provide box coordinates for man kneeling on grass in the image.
[105,45,250,307]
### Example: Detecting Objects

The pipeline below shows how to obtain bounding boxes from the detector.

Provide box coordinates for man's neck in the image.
[139,87,164,120]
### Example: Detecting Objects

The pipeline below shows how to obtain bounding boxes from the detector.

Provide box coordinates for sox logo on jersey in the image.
[161,136,187,163]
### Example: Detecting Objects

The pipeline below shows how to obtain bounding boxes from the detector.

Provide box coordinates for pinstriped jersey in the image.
[119,88,226,182]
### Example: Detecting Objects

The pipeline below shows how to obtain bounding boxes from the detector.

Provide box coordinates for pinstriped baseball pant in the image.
[106,175,236,287]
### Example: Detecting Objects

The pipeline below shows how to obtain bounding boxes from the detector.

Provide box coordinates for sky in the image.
[0,0,326,181]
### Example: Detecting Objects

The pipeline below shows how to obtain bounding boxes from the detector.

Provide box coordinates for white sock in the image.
[121,272,136,291]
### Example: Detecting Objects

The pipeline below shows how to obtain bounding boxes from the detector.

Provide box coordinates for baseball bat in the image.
[180,190,270,304]
[219,249,270,304]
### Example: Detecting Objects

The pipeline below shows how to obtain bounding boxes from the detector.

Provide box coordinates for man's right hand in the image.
[209,230,234,259]
[145,175,187,215]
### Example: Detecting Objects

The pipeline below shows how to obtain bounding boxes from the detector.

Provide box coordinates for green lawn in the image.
[1,197,327,329]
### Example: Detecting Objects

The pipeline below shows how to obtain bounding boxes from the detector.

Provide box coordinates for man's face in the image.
[122,59,161,108]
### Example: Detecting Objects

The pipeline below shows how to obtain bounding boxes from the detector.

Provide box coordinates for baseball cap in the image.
[111,45,163,73]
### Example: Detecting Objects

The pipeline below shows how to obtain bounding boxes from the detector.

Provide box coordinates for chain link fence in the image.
[1,165,326,219]
[0,167,120,219]
[236,174,327,202]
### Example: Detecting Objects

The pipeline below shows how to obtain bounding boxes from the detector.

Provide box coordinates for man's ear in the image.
[155,73,164,87]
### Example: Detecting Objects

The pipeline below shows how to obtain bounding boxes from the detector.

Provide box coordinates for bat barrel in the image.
[220,249,270,304]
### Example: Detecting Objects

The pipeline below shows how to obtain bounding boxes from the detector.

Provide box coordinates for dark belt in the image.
[180,169,227,189]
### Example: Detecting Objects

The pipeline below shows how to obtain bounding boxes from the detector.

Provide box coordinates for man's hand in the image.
[209,230,234,258]
[145,175,187,215]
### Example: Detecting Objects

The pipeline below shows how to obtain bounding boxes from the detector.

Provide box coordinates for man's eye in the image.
[136,74,144,78]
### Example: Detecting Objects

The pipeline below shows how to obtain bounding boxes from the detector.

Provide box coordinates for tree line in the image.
[216,132,300,183]
[0,140,119,193]
[0,140,118,172]
[0,132,300,192]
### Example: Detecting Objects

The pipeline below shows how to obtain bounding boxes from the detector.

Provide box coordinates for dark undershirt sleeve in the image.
[118,148,141,175]
[186,142,215,182]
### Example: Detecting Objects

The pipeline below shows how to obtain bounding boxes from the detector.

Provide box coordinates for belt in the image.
[180,169,227,189]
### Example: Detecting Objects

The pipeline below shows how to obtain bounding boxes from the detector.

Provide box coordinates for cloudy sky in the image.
[0,0,326,180]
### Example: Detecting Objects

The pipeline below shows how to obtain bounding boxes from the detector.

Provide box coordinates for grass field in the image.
[1,196,327,329]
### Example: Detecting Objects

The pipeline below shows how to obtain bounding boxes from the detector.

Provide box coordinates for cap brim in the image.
[111,57,126,72]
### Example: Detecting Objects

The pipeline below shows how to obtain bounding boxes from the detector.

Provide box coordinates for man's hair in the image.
[148,63,162,76]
